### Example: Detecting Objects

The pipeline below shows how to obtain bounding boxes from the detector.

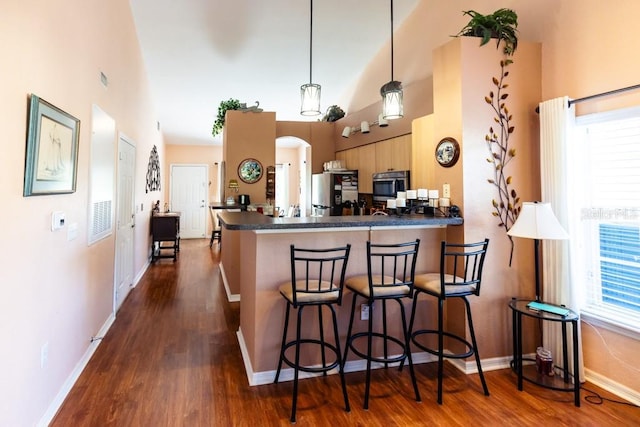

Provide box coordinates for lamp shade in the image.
[341,126,351,138]
[300,83,321,116]
[361,121,370,133]
[507,202,569,240]
[381,80,403,120]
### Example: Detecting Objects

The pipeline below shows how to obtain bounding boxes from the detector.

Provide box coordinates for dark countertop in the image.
[218,211,463,231]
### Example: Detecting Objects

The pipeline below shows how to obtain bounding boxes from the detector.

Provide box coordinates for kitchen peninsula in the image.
[218,210,463,385]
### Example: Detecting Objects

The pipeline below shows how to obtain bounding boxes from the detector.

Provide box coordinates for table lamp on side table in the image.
[507,201,569,302]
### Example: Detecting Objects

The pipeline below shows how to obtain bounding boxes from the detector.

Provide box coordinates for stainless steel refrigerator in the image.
[311,171,358,216]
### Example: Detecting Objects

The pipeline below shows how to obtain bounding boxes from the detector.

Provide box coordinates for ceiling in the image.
[128,0,421,146]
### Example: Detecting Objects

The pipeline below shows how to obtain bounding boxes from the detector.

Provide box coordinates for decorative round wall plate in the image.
[435,137,460,168]
[238,158,263,183]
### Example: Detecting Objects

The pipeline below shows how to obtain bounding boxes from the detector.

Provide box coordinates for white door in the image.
[115,135,136,311]
[170,164,208,238]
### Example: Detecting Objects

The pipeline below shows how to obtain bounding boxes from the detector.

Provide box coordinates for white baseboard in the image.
[585,368,640,406]
[38,313,116,427]
[235,328,514,387]
[133,259,150,287]
[219,263,240,302]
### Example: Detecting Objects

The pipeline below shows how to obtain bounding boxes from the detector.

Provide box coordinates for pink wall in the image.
[0,0,163,424]
[164,144,223,235]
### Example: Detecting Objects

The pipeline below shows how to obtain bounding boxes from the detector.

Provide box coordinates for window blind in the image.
[577,114,640,334]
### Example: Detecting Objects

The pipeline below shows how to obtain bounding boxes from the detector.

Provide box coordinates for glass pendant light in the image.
[380,0,403,120]
[300,0,321,116]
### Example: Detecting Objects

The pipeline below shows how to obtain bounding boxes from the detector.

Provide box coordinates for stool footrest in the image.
[281,339,341,373]
[410,329,475,359]
[347,331,409,364]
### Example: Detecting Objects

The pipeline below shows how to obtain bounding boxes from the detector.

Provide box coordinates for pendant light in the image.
[300,0,321,116]
[380,0,403,120]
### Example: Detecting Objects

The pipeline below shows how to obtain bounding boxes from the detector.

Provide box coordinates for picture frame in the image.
[24,94,80,196]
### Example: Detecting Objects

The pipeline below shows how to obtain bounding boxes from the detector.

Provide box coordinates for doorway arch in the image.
[276,136,311,216]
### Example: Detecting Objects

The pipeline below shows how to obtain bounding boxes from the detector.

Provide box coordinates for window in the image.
[574,108,640,334]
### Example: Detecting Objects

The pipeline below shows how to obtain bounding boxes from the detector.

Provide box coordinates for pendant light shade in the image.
[300,0,321,116]
[300,83,321,116]
[381,80,403,119]
[381,0,403,120]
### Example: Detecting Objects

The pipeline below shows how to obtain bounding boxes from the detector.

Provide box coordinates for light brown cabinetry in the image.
[336,144,376,193]
[336,135,411,194]
[375,134,411,173]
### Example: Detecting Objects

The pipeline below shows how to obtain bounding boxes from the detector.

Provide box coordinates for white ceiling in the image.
[128,0,421,145]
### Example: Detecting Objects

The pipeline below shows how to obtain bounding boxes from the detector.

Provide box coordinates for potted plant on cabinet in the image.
[322,105,345,122]
[454,8,519,55]
[212,98,242,137]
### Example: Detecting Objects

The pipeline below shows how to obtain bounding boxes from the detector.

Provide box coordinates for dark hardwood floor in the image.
[51,239,640,426]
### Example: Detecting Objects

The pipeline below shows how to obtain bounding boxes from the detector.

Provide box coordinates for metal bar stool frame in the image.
[342,239,421,410]
[407,239,490,404]
[274,244,351,423]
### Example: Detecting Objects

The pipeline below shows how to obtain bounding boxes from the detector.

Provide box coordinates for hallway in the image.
[50,239,640,426]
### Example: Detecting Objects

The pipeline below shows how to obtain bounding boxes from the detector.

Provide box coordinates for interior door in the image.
[170,164,208,238]
[115,134,135,311]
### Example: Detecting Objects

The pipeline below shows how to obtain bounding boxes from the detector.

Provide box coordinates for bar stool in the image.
[342,239,421,409]
[208,208,221,248]
[274,244,351,423]
[407,239,490,404]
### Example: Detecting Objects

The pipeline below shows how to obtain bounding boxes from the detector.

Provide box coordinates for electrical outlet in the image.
[360,304,370,321]
[443,183,451,198]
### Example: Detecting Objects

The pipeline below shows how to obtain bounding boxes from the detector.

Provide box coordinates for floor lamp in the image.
[507,202,569,302]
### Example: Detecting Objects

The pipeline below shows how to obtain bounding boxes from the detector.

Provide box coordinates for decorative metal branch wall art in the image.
[484,59,521,265]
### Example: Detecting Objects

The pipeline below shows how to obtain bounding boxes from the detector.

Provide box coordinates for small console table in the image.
[151,212,181,262]
[509,298,580,407]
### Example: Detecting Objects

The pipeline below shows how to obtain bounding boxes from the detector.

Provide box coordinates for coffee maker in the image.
[238,194,250,211]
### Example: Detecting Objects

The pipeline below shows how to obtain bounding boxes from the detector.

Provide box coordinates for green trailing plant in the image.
[455,8,519,55]
[485,58,520,265]
[322,105,345,122]
[212,98,242,137]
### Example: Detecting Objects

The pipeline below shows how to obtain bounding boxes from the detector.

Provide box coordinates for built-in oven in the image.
[372,170,410,204]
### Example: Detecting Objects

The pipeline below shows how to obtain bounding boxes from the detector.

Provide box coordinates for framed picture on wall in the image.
[23,94,80,196]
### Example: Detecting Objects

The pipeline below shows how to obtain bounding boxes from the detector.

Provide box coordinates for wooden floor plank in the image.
[51,239,640,426]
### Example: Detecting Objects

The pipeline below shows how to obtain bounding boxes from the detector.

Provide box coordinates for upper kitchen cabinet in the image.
[356,144,376,193]
[375,135,411,173]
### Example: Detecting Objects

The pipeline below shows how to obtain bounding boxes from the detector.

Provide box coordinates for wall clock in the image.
[435,137,460,168]
[238,158,263,184]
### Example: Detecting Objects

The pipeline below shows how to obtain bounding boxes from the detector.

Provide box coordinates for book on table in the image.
[526,301,570,317]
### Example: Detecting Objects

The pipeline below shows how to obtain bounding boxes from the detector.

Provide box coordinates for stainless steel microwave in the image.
[372,170,410,203]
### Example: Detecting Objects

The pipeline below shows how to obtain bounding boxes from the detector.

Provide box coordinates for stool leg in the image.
[398,298,421,402]
[364,299,374,410]
[342,293,358,370]
[400,291,421,372]
[437,298,444,405]
[330,304,350,413]
[274,302,291,383]
[318,305,327,375]
[382,299,389,369]
[464,297,489,396]
[290,305,305,423]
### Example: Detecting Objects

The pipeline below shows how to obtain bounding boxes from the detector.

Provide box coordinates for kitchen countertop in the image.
[217,211,463,230]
